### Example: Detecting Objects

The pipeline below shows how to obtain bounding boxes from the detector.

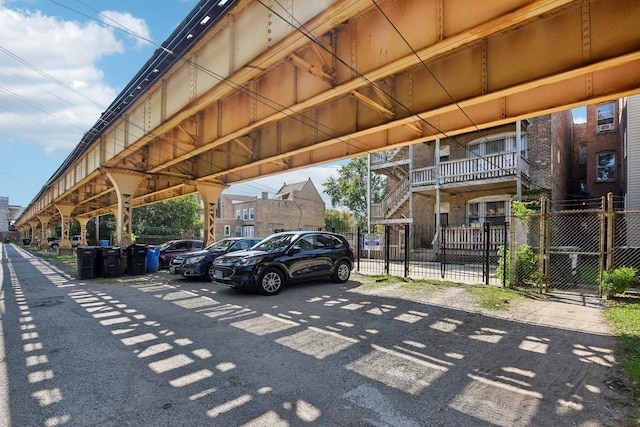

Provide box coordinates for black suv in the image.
[170,237,262,279]
[210,231,354,295]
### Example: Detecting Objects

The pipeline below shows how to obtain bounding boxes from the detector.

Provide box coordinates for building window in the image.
[235,226,242,237]
[249,208,255,220]
[467,199,508,226]
[242,225,254,237]
[243,208,248,220]
[468,203,480,224]
[224,225,231,236]
[596,152,616,182]
[596,102,615,132]
[468,134,526,159]
[485,201,506,226]
[578,144,587,165]
[235,210,241,220]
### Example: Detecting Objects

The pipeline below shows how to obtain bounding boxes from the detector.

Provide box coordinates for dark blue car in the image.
[170,237,261,280]
[210,231,354,295]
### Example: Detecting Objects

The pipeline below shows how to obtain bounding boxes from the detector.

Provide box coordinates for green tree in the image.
[325,209,356,232]
[132,195,202,236]
[323,156,386,228]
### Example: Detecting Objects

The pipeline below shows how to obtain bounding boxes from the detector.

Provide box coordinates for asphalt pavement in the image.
[0,243,630,426]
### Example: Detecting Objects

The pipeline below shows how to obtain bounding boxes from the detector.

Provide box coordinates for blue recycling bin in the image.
[100,240,110,247]
[146,245,160,273]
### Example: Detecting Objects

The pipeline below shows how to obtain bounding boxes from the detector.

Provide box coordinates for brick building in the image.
[569,100,624,204]
[214,179,325,240]
[369,112,574,250]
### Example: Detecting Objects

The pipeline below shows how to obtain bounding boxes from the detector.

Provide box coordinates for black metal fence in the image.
[330,223,507,286]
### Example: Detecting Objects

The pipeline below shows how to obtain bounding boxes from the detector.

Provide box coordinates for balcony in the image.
[412,151,529,189]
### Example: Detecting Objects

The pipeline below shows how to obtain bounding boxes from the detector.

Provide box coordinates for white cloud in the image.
[0,5,122,156]
[100,10,152,48]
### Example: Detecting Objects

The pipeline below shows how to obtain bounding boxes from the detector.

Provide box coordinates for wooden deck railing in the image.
[412,151,529,187]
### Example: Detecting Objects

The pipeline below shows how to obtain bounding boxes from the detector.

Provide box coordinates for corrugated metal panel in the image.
[628,95,640,210]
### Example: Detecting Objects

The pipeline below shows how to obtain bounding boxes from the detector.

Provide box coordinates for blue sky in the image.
[0,0,343,208]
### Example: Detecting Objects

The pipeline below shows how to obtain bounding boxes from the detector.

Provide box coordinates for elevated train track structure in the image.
[14,0,640,249]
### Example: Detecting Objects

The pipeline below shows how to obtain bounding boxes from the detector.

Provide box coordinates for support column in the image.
[105,170,145,247]
[77,217,91,246]
[54,204,77,252]
[28,220,40,247]
[37,215,53,249]
[198,184,226,246]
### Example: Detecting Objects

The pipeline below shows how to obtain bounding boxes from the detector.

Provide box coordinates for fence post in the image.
[483,222,490,285]
[404,224,410,278]
[503,221,509,287]
[538,197,550,293]
[357,227,361,273]
[598,196,606,298]
[384,225,390,275]
[606,192,615,273]
[440,225,446,279]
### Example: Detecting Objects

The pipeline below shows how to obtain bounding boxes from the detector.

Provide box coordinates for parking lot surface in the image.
[0,243,631,426]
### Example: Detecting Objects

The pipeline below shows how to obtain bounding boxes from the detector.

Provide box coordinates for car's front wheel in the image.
[258,268,284,296]
[333,260,351,283]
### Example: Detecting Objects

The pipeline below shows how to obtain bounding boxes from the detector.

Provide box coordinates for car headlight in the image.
[184,256,205,265]
[234,256,264,267]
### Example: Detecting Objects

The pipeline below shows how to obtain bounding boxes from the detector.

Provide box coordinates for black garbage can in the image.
[22,238,31,245]
[76,246,101,279]
[101,247,121,278]
[127,244,148,275]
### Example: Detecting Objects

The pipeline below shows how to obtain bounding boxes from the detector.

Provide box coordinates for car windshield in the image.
[205,239,235,251]
[158,242,175,250]
[252,234,297,253]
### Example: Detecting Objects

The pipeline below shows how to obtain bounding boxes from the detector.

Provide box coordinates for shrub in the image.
[600,266,638,298]
[497,244,541,287]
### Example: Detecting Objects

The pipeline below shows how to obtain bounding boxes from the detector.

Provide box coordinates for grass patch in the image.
[24,247,77,275]
[355,274,462,290]
[465,285,524,311]
[604,298,640,417]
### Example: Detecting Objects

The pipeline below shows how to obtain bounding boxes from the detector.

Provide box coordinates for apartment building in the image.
[569,100,624,205]
[214,179,325,240]
[369,111,574,250]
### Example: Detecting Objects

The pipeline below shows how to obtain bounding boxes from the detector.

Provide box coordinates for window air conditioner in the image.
[597,123,614,132]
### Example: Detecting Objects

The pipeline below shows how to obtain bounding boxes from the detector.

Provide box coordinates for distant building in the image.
[1,196,24,241]
[215,178,325,240]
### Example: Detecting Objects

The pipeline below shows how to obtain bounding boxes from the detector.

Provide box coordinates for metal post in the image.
[440,225,446,279]
[503,221,509,287]
[357,227,361,273]
[385,225,390,275]
[598,196,606,298]
[404,224,410,278]
[484,222,491,285]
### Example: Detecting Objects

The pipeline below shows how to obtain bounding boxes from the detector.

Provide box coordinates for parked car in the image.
[210,231,354,295]
[170,237,262,279]
[47,235,81,249]
[48,237,61,249]
[158,239,204,268]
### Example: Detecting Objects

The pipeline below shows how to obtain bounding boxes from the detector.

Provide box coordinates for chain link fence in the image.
[508,195,640,296]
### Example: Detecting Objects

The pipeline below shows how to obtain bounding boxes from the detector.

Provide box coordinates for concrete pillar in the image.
[37,215,53,249]
[54,204,76,251]
[105,170,145,247]
[198,184,226,246]
[77,217,91,246]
